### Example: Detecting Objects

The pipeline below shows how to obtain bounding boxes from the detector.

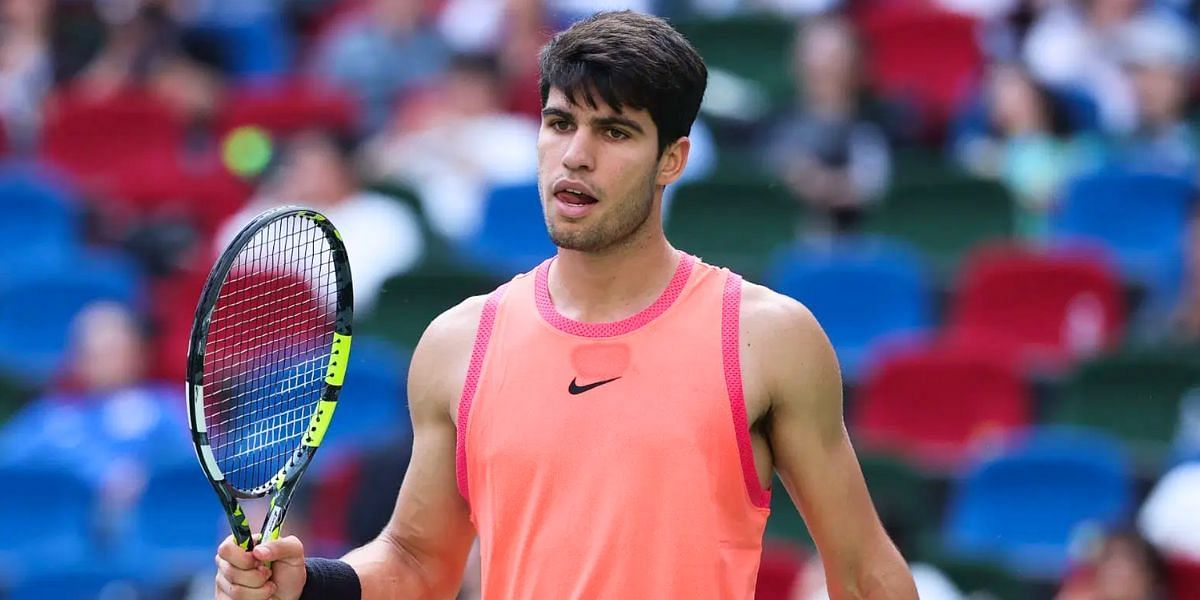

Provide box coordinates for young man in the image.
[214,11,918,600]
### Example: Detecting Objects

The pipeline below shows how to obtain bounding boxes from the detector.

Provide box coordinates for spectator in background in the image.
[0,0,51,153]
[1021,0,1186,134]
[953,63,1102,240]
[310,0,450,134]
[763,16,891,236]
[1106,14,1199,181]
[1056,529,1170,600]
[218,128,424,315]
[0,301,190,512]
[74,0,187,97]
[361,52,540,243]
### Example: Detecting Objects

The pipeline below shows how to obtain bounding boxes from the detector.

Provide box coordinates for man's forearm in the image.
[341,535,452,600]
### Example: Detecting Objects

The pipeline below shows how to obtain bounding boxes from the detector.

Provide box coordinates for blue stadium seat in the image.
[4,566,143,600]
[459,182,556,277]
[0,162,80,277]
[765,236,932,380]
[126,464,226,583]
[943,426,1133,579]
[320,336,410,454]
[0,466,94,571]
[0,254,141,383]
[1051,170,1195,313]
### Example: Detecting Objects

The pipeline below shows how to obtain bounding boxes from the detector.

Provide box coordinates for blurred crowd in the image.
[0,0,1199,598]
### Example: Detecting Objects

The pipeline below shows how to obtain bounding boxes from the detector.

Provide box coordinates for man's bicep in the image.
[763,301,895,587]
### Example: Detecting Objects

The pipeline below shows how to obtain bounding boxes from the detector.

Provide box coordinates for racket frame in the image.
[185,205,354,551]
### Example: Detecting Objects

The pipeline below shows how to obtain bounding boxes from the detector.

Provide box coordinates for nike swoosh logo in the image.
[568,376,621,395]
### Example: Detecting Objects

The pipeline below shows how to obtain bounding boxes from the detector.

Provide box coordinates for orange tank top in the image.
[456,252,771,599]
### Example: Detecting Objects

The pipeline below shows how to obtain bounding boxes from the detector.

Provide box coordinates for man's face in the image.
[536,87,664,253]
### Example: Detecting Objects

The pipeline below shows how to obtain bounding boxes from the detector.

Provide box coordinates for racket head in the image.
[186,206,353,509]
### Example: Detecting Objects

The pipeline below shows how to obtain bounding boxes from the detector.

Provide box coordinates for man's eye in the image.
[606,128,628,140]
[550,120,571,132]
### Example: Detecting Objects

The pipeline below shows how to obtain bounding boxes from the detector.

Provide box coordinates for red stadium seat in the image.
[39,85,249,235]
[40,85,185,195]
[1168,557,1200,600]
[947,244,1125,373]
[0,119,9,156]
[216,77,358,136]
[852,340,1032,469]
[755,542,808,600]
[858,7,983,139]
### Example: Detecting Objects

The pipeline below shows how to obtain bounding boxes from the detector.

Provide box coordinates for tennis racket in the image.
[186,205,353,552]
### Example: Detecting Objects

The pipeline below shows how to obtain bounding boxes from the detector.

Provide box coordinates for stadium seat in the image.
[1052,349,1200,463]
[187,13,294,79]
[765,475,812,549]
[3,567,143,600]
[1050,169,1195,314]
[39,85,185,199]
[857,452,937,554]
[755,542,809,600]
[1168,557,1200,600]
[853,341,1031,470]
[765,236,931,380]
[864,176,1015,276]
[947,244,1125,372]
[673,15,795,113]
[360,271,505,349]
[217,77,357,136]
[857,7,984,138]
[458,182,556,277]
[0,162,80,277]
[0,256,141,383]
[943,427,1133,579]
[127,464,226,583]
[0,466,94,569]
[666,178,801,281]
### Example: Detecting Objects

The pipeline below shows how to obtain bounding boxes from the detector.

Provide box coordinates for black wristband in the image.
[301,557,362,600]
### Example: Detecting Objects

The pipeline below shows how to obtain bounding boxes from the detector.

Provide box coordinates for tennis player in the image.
[215,10,917,599]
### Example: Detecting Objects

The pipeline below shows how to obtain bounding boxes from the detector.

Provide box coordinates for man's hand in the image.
[215,534,307,600]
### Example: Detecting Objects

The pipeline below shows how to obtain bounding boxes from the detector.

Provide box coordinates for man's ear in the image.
[656,137,691,187]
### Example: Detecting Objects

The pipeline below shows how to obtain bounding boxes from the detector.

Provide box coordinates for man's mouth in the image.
[554,188,598,206]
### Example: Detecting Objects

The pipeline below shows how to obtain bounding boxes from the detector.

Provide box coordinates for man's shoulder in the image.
[420,293,494,355]
[736,278,835,369]
[737,279,821,338]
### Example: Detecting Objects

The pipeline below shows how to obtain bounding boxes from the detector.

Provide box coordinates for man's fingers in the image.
[215,574,277,600]
[217,534,263,570]
[217,557,272,589]
[251,535,305,566]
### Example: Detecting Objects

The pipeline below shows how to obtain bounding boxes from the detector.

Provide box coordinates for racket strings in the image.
[203,215,340,493]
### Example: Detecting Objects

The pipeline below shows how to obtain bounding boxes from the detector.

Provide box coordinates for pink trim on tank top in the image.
[722,273,771,509]
[534,252,696,338]
[456,284,508,503]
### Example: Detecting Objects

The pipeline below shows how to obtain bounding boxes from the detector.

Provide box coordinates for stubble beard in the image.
[544,174,656,254]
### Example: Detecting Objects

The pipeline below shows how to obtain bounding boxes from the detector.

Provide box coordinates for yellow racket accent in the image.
[304,400,338,447]
[233,506,251,549]
[324,333,351,386]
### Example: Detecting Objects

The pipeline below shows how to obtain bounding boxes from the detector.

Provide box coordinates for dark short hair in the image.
[538,10,708,156]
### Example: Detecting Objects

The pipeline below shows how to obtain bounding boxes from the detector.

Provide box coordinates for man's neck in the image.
[548,233,679,324]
